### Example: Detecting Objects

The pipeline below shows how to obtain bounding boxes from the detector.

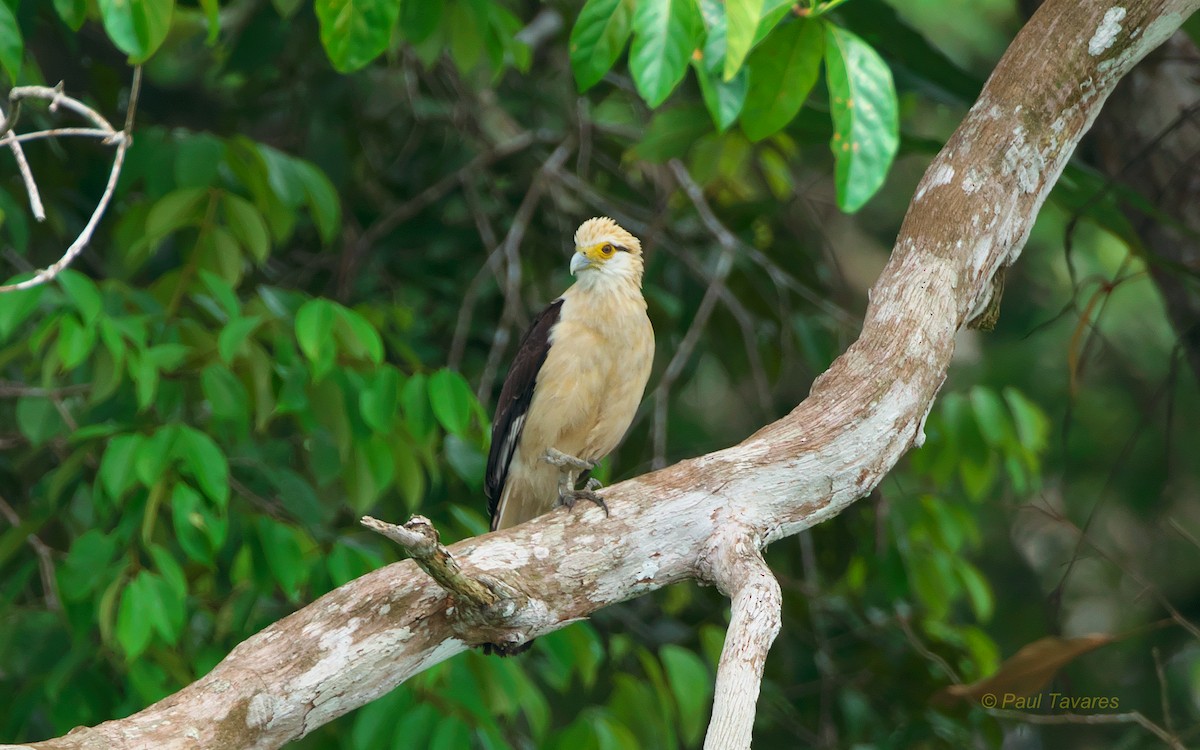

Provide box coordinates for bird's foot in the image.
[542,448,594,472]
[557,486,609,517]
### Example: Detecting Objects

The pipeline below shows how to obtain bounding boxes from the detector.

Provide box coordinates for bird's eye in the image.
[601,243,615,256]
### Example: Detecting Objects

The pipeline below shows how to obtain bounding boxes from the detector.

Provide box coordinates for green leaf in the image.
[221,193,271,264]
[969,386,1011,448]
[399,0,442,43]
[824,23,898,212]
[202,364,251,429]
[314,0,402,73]
[959,561,994,622]
[98,0,175,63]
[722,0,761,80]
[0,1,23,85]
[53,0,89,31]
[116,573,156,659]
[0,281,44,342]
[173,427,230,508]
[99,434,146,501]
[198,0,220,44]
[428,369,474,436]
[740,18,823,142]
[145,187,208,240]
[217,315,263,363]
[570,0,635,92]
[333,306,384,364]
[16,397,66,447]
[633,104,712,162]
[57,313,97,371]
[359,367,399,433]
[295,298,337,378]
[660,645,712,746]
[694,62,747,132]
[171,483,224,563]
[444,434,485,490]
[1003,387,1049,454]
[256,517,307,600]
[630,0,703,107]
[402,373,435,440]
[174,133,225,188]
[57,270,103,320]
[58,530,118,601]
[293,159,341,244]
[136,424,181,487]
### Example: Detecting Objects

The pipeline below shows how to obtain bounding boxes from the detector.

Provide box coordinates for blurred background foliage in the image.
[0,0,1198,748]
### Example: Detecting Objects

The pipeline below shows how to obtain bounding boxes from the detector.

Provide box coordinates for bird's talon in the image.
[557,488,609,517]
[584,477,602,492]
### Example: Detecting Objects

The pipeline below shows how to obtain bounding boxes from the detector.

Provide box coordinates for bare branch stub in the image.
[699,524,783,750]
[362,515,501,608]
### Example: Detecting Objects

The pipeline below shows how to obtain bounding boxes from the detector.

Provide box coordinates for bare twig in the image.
[0,494,60,612]
[0,381,89,398]
[986,708,1186,750]
[0,68,142,293]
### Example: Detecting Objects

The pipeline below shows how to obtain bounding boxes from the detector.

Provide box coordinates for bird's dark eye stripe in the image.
[613,244,630,253]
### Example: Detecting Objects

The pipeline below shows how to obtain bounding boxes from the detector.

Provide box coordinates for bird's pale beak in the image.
[569,251,592,276]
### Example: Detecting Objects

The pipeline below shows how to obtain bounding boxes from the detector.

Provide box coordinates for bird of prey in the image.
[486,217,654,532]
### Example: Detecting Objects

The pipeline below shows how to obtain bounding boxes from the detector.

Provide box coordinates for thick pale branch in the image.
[700,525,782,750]
[5,0,1198,748]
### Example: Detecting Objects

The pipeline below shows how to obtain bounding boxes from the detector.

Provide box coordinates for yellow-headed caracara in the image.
[486,217,654,532]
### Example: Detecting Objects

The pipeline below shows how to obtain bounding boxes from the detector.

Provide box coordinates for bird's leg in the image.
[543,448,609,517]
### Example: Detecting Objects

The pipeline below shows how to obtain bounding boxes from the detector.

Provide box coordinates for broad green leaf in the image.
[740,18,823,142]
[402,373,435,440]
[135,424,181,487]
[694,62,746,132]
[174,133,225,188]
[57,313,97,370]
[444,434,484,490]
[959,560,995,622]
[630,0,703,107]
[57,270,103,320]
[0,2,23,84]
[399,0,442,43]
[57,530,119,601]
[633,104,712,162]
[315,0,402,73]
[171,483,223,563]
[428,369,474,436]
[660,645,711,746]
[359,367,399,433]
[0,280,43,342]
[293,159,341,244]
[1003,387,1050,454]
[295,298,337,378]
[722,0,761,81]
[54,0,89,31]
[825,23,898,212]
[570,0,635,92]
[969,386,1011,448]
[99,434,146,501]
[98,0,175,63]
[393,444,425,511]
[116,573,156,658]
[334,306,384,364]
[221,193,271,263]
[16,397,65,447]
[175,427,230,508]
[256,518,307,600]
[202,364,251,429]
[217,315,263,363]
[145,187,208,239]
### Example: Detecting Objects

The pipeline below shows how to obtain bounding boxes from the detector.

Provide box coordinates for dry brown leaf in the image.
[935,634,1115,705]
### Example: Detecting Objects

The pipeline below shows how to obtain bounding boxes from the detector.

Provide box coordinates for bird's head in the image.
[569,217,644,287]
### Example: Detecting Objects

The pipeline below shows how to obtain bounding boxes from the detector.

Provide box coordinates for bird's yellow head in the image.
[569,217,644,284]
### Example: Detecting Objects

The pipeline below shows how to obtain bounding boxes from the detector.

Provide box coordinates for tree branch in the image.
[5,0,1197,747]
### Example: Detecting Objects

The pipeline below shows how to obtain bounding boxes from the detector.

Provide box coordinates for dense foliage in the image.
[1,0,1198,748]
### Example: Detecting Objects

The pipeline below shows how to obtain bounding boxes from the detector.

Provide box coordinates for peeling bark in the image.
[5,0,1198,748]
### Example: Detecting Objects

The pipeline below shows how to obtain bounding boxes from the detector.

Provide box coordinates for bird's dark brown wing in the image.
[486,298,564,530]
